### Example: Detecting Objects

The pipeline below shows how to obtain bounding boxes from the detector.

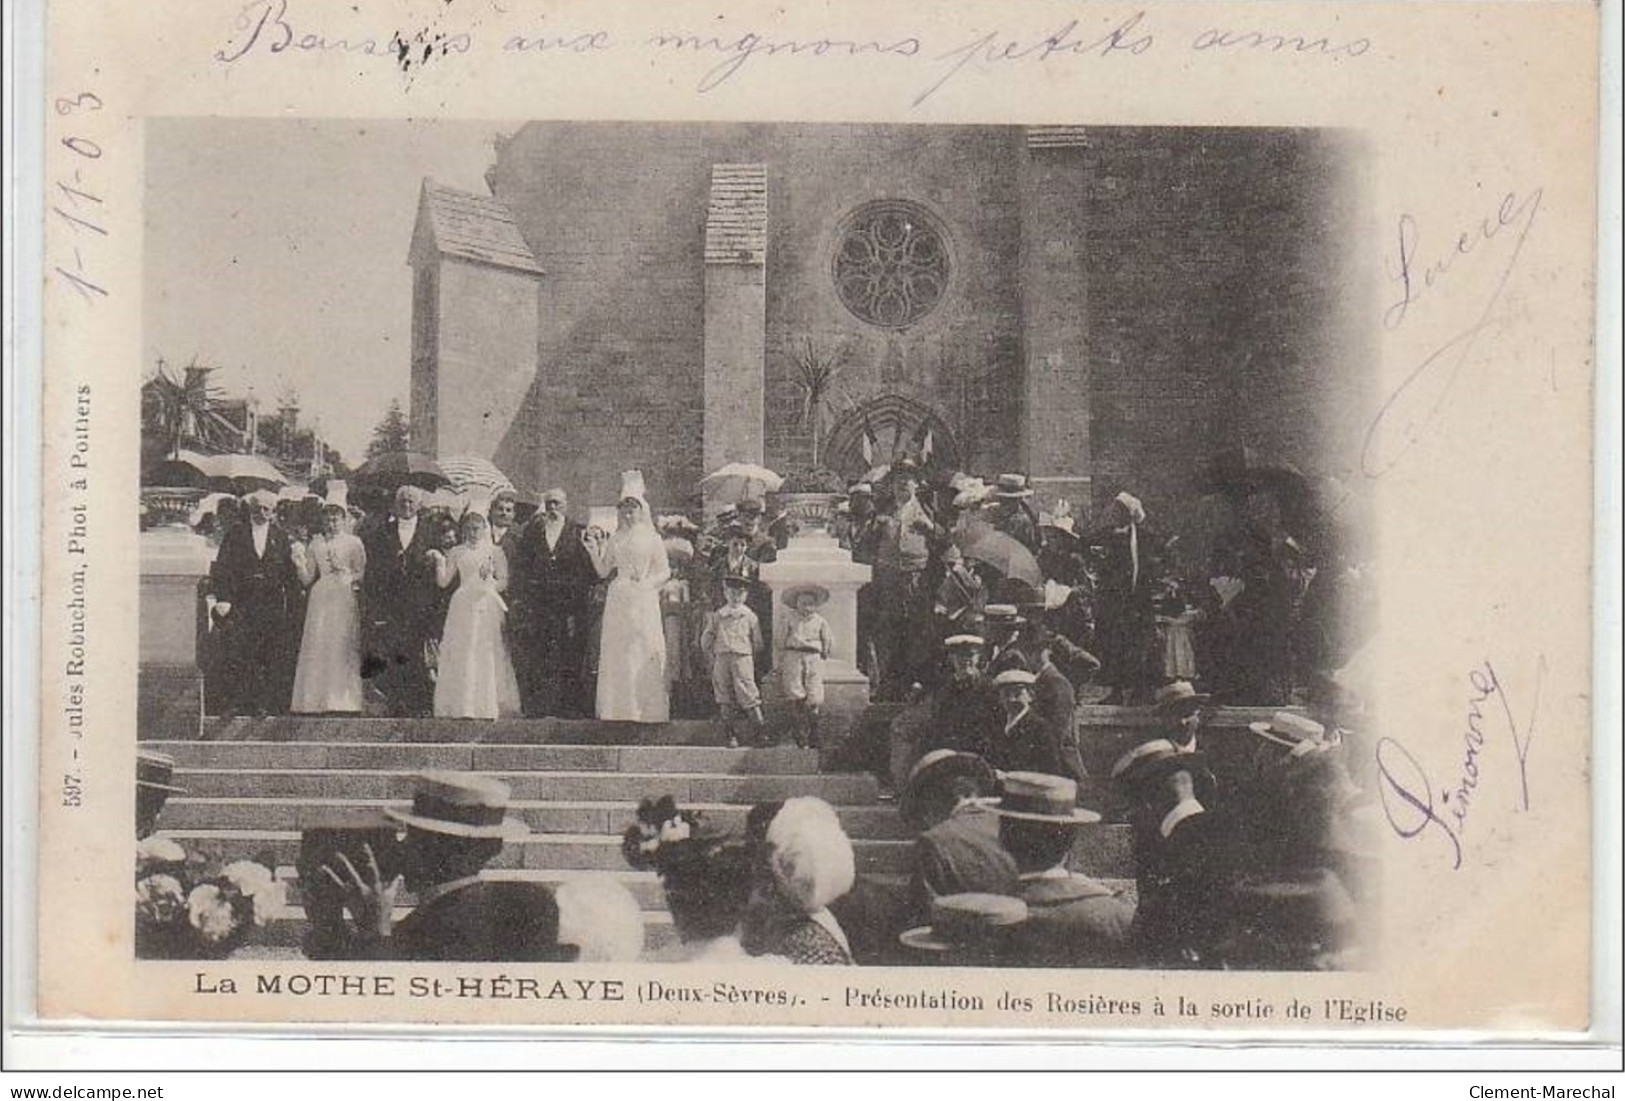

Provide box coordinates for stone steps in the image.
[145,714,1166,960]
[145,741,822,775]
[165,768,880,804]
[160,797,912,838]
[191,717,744,746]
[160,827,921,874]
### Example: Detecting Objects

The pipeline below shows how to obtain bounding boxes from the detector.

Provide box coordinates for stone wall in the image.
[472,123,1369,528]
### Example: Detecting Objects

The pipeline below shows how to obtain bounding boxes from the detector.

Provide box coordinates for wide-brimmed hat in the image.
[137,750,188,795]
[1249,711,1330,752]
[992,473,1033,498]
[899,750,998,830]
[1109,738,1188,781]
[943,634,985,651]
[384,772,530,840]
[847,482,873,497]
[991,772,1101,824]
[982,604,1026,628]
[721,573,754,589]
[899,893,1028,953]
[1152,680,1211,716]
[781,583,830,609]
[952,480,991,509]
[734,497,765,516]
[992,668,1037,690]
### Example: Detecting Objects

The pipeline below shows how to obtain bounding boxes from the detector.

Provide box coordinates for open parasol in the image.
[699,462,783,507]
[954,516,1044,589]
[437,454,517,497]
[354,451,451,491]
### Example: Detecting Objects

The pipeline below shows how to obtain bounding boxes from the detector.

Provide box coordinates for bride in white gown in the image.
[587,470,671,723]
[430,510,522,720]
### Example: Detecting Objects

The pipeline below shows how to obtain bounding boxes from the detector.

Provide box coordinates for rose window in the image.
[832,201,951,330]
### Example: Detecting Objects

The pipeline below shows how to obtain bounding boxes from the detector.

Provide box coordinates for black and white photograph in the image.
[132,118,1385,973]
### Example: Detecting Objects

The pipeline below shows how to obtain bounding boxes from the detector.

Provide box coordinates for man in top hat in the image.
[987,473,1042,554]
[359,485,442,717]
[987,668,1072,779]
[508,486,597,716]
[137,750,187,839]
[871,461,944,699]
[1112,740,1230,966]
[1085,489,1167,705]
[901,750,1018,918]
[316,772,575,962]
[210,487,302,717]
[994,772,1135,967]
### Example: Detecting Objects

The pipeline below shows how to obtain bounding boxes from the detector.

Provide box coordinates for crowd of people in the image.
[263,667,1375,968]
[200,469,800,729]
[199,448,1371,743]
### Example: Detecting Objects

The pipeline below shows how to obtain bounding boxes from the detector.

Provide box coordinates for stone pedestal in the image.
[138,523,214,741]
[759,531,871,749]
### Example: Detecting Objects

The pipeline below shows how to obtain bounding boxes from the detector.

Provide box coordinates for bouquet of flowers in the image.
[135,838,286,959]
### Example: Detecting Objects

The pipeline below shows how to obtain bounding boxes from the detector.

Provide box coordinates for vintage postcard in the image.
[29,0,1603,1038]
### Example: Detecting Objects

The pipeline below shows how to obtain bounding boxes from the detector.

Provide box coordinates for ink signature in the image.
[1374,656,1544,869]
[1363,187,1544,478]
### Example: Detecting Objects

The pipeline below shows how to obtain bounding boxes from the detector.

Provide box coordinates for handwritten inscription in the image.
[1364,186,1544,477]
[50,92,109,306]
[1375,657,1544,868]
[211,3,1371,106]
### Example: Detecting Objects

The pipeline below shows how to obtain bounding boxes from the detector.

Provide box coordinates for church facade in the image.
[408,122,1371,535]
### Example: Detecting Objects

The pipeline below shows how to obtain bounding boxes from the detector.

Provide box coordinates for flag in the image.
[922,427,935,463]
[861,411,878,465]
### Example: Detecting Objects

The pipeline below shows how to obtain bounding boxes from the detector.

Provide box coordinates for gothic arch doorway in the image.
[824,395,960,484]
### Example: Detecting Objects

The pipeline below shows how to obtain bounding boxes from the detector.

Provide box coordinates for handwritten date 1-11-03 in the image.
[52,92,109,306]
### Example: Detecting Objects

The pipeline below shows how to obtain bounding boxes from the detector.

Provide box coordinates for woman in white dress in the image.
[290,503,367,714]
[430,510,522,719]
[587,470,671,722]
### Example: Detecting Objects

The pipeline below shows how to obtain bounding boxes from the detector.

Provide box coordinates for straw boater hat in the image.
[384,772,530,840]
[1109,738,1191,781]
[899,749,998,830]
[1249,711,1331,754]
[990,772,1101,824]
[982,604,1027,628]
[735,497,765,516]
[899,893,1029,953]
[943,634,985,651]
[992,473,1033,498]
[847,482,873,497]
[137,750,187,795]
[992,668,1038,690]
[1152,680,1211,717]
[781,582,830,610]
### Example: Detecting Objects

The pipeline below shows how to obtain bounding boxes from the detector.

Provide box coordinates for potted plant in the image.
[776,467,847,539]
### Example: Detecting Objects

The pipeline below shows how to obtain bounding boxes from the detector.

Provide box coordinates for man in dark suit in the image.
[509,486,596,716]
[360,485,439,717]
[209,489,301,716]
[994,772,1136,968]
[901,750,1018,918]
[313,772,578,962]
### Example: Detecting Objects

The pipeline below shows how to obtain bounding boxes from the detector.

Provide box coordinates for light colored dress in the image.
[290,533,366,713]
[593,520,671,722]
[433,541,522,720]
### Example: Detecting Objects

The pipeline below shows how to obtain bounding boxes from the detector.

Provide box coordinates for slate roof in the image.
[705,164,768,265]
[414,181,543,276]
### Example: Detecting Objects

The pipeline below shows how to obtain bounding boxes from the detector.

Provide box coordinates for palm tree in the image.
[142,357,239,459]
[791,337,847,468]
